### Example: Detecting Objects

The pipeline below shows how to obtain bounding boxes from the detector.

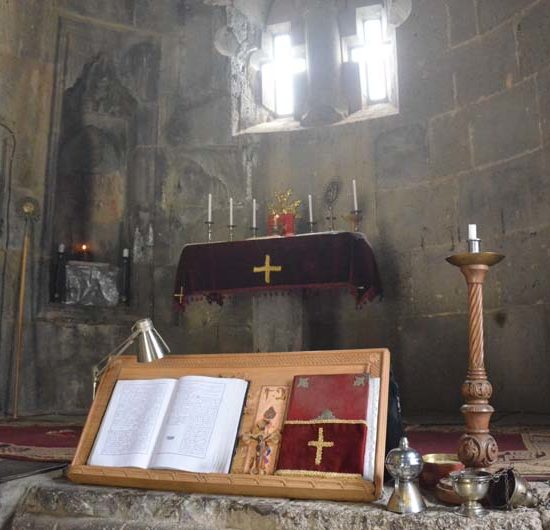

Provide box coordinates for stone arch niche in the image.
[54,54,137,262]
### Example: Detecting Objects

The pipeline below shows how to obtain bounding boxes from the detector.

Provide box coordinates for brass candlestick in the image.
[446,251,504,468]
[205,221,214,242]
[343,209,363,232]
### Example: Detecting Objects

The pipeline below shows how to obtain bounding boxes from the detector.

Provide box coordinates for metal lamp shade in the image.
[133,318,170,363]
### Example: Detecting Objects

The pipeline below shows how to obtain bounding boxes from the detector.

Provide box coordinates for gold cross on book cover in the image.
[308,427,334,465]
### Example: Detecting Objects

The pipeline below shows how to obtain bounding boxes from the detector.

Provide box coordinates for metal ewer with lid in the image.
[385,436,426,514]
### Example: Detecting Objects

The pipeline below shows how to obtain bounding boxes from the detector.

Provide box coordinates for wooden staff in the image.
[11,198,39,419]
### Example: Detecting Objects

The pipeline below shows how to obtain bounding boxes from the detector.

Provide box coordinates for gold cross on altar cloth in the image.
[308,427,334,465]
[253,254,282,284]
[173,286,185,303]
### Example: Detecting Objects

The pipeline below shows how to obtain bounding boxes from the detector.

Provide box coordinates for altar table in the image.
[173,232,382,309]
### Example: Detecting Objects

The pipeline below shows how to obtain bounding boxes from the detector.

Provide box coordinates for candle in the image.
[79,244,90,261]
[252,198,257,228]
[468,224,477,240]
[229,197,234,226]
[208,193,212,223]
[58,243,65,253]
[352,179,358,211]
[308,194,313,223]
[123,248,129,258]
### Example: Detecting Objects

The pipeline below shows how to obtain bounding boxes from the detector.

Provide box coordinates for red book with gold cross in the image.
[275,373,380,479]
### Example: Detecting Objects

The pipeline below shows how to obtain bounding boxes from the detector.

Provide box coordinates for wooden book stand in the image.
[68,349,390,502]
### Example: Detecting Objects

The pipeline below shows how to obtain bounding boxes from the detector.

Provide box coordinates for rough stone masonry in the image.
[0,0,548,421]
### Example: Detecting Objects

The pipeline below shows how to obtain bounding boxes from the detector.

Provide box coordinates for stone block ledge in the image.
[8,477,550,530]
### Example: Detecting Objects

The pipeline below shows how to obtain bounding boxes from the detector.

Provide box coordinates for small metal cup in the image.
[450,469,492,517]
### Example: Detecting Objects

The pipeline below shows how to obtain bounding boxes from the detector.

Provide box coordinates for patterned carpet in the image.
[0,421,548,481]
[407,425,550,480]
[0,424,82,462]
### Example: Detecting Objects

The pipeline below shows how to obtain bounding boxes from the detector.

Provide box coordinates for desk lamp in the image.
[92,318,170,398]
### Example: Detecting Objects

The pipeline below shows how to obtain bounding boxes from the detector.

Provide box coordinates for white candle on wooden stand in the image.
[468,224,477,240]
[252,198,257,228]
[229,197,234,226]
[352,179,358,211]
[308,194,313,223]
[208,193,213,223]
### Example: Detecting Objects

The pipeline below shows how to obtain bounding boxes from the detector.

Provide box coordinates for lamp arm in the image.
[91,330,140,398]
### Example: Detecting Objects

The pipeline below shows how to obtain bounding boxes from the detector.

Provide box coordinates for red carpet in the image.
[407,426,550,480]
[0,424,82,462]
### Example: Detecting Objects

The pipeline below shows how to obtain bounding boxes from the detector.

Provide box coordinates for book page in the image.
[88,379,176,468]
[363,377,380,481]
[150,375,248,473]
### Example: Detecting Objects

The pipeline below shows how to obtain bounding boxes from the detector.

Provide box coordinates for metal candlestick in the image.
[308,221,317,233]
[468,238,481,253]
[205,221,214,242]
[326,206,336,231]
[228,224,236,241]
[250,226,259,239]
[446,247,504,468]
[343,209,363,232]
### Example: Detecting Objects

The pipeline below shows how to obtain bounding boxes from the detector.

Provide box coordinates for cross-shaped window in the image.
[261,34,306,117]
[349,15,391,104]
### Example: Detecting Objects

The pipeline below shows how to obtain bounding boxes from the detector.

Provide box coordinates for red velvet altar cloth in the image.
[173,232,382,309]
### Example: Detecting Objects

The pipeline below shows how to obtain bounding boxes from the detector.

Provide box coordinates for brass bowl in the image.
[421,453,464,489]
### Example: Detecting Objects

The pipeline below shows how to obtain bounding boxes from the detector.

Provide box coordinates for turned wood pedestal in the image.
[446,252,504,468]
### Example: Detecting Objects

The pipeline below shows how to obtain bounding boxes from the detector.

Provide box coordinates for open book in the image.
[88,376,248,474]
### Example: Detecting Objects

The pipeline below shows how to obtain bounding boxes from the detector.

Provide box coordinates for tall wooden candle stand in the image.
[446,251,504,468]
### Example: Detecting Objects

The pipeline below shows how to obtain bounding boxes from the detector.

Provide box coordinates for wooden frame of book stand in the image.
[68,349,390,502]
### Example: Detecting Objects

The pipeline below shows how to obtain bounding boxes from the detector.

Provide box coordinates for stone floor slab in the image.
[5,477,550,530]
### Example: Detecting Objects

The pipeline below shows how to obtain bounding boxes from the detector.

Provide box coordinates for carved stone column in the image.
[446,252,504,468]
[299,0,344,126]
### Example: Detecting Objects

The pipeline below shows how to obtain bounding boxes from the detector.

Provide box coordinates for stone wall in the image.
[0,0,548,417]
[0,0,248,415]
[238,0,550,416]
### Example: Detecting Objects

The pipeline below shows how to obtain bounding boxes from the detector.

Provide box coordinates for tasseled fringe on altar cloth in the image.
[174,284,382,312]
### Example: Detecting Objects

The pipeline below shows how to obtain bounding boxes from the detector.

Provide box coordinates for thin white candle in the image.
[352,179,358,211]
[208,193,212,222]
[229,197,234,226]
[252,198,257,228]
[468,224,477,240]
[58,243,65,253]
[122,248,129,258]
[308,194,313,223]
